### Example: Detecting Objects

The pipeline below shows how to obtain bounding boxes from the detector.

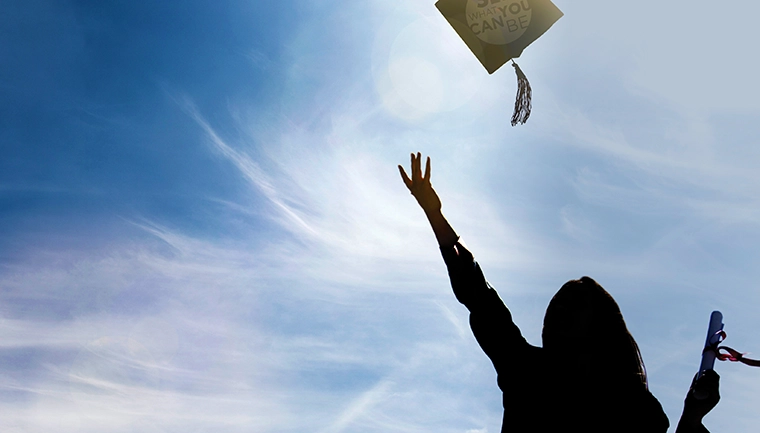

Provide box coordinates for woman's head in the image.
[542,276,647,388]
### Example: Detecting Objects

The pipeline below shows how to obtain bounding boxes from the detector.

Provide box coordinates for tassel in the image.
[511,60,532,126]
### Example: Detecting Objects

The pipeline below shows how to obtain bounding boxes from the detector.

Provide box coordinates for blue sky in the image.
[2,0,760,431]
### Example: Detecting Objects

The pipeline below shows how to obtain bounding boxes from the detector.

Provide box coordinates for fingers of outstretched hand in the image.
[412,152,422,181]
[399,153,441,213]
[404,153,432,182]
[398,165,412,189]
[401,152,435,195]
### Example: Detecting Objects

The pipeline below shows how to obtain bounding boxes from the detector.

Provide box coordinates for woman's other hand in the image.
[686,370,720,418]
[676,370,720,433]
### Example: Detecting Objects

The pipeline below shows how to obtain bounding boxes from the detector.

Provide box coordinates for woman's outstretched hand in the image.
[398,153,458,248]
[398,152,441,214]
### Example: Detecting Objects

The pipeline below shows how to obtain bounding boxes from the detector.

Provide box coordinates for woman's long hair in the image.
[542,276,647,389]
[541,277,669,431]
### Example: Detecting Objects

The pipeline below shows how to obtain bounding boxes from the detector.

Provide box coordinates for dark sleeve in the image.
[441,240,535,373]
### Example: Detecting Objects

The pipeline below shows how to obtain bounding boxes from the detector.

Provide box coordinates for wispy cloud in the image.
[180,98,319,239]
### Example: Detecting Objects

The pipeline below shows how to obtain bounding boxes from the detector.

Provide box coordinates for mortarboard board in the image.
[435,0,563,125]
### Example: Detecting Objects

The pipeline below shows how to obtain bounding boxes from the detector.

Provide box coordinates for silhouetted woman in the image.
[399,153,719,433]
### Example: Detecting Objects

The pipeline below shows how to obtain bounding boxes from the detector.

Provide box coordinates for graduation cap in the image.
[435,0,563,125]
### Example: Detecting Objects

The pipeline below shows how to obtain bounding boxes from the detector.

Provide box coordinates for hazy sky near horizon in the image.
[3,1,760,432]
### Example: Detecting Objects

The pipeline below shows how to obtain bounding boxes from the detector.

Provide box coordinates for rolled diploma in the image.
[699,310,724,374]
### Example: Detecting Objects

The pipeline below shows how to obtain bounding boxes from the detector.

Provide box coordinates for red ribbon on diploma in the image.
[704,330,760,368]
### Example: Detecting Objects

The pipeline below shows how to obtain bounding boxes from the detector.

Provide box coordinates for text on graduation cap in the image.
[466,0,532,45]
